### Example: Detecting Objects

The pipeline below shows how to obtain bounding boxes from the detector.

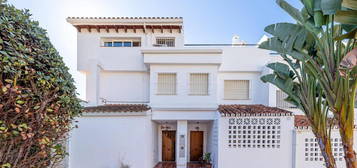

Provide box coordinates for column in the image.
[86,59,100,106]
[176,120,188,168]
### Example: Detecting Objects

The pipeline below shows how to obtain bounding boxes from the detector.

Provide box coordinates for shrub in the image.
[0,1,82,167]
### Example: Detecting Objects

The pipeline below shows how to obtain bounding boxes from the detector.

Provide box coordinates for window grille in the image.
[224,80,249,100]
[276,90,295,108]
[155,37,175,47]
[157,73,176,95]
[190,73,209,95]
[228,117,281,149]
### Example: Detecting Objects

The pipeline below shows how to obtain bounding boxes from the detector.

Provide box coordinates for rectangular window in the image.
[276,90,295,108]
[155,37,175,47]
[123,41,132,47]
[104,42,113,47]
[113,41,123,47]
[224,80,249,100]
[133,41,141,47]
[157,73,176,95]
[190,73,209,95]
[102,38,141,47]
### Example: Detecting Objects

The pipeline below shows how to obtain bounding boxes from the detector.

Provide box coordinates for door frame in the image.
[189,131,204,162]
[162,130,176,161]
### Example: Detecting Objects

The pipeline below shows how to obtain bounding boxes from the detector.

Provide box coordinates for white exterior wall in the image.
[218,72,268,105]
[208,119,219,168]
[77,30,183,72]
[99,71,149,103]
[69,113,156,168]
[294,128,357,168]
[149,65,219,109]
[219,47,272,72]
[218,115,294,168]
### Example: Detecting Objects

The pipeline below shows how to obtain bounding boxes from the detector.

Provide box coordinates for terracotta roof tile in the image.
[67,16,183,20]
[294,115,310,127]
[83,104,151,113]
[218,104,292,116]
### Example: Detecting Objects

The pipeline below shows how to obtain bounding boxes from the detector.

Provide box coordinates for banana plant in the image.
[260,0,357,167]
[262,60,336,168]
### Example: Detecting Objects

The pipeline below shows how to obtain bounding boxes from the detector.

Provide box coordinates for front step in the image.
[154,162,212,168]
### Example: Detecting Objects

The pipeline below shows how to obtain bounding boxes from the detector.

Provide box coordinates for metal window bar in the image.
[190,73,209,95]
[157,73,176,95]
[155,38,175,47]
[276,90,296,108]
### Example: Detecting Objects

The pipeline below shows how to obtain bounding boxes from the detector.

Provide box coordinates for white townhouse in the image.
[66,17,356,168]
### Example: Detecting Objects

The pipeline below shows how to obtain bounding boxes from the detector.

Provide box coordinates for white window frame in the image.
[101,38,141,47]
[154,37,175,47]
[223,80,251,100]
[189,73,209,96]
[156,73,177,95]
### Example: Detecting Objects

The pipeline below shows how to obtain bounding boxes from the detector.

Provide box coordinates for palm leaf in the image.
[321,0,342,15]
[259,37,306,61]
[335,10,357,25]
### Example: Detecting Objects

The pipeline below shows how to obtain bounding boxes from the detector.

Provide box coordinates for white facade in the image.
[67,17,356,168]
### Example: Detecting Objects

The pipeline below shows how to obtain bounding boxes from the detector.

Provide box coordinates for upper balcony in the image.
[142,48,223,65]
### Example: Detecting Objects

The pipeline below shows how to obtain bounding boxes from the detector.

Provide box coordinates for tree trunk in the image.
[337,96,357,168]
[315,134,337,168]
[340,126,357,168]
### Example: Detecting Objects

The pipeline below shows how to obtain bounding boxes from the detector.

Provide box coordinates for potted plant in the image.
[202,153,212,168]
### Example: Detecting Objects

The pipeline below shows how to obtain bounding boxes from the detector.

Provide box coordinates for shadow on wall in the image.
[117,155,130,168]
[120,163,130,168]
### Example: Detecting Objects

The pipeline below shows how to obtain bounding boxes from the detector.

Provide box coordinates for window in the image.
[113,41,122,47]
[224,80,249,100]
[190,73,209,95]
[123,41,132,47]
[102,38,141,47]
[157,73,176,95]
[104,42,113,47]
[276,90,295,108]
[155,37,175,47]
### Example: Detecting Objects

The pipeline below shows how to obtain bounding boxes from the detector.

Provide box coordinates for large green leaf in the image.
[335,10,357,25]
[301,0,314,15]
[276,0,305,23]
[261,74,299,102]
[259,37,306,61]
[264,23,308,51]
[267,62,292,77]
[321,0,342,15]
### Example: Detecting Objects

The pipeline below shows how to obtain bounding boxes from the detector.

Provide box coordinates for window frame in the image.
[223,79,251,100]
[155,37,175,47]
[101,38,141,47]
[156,73,177,95]
[189,73,209,96]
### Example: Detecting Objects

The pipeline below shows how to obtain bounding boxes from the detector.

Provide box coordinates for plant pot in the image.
[204,163,212,168]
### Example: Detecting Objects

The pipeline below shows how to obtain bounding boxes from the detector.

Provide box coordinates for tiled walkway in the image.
[154,162,212,168]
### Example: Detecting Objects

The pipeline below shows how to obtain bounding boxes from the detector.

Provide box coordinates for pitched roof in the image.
[218,104,292,116]
[83,104,151,113]
[294,115,310,127]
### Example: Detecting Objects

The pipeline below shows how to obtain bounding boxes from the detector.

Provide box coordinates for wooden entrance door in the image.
[190,131,203,161]
[162,131,176,161]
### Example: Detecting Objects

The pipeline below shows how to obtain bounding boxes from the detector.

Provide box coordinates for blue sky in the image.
[8,0,302,98]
